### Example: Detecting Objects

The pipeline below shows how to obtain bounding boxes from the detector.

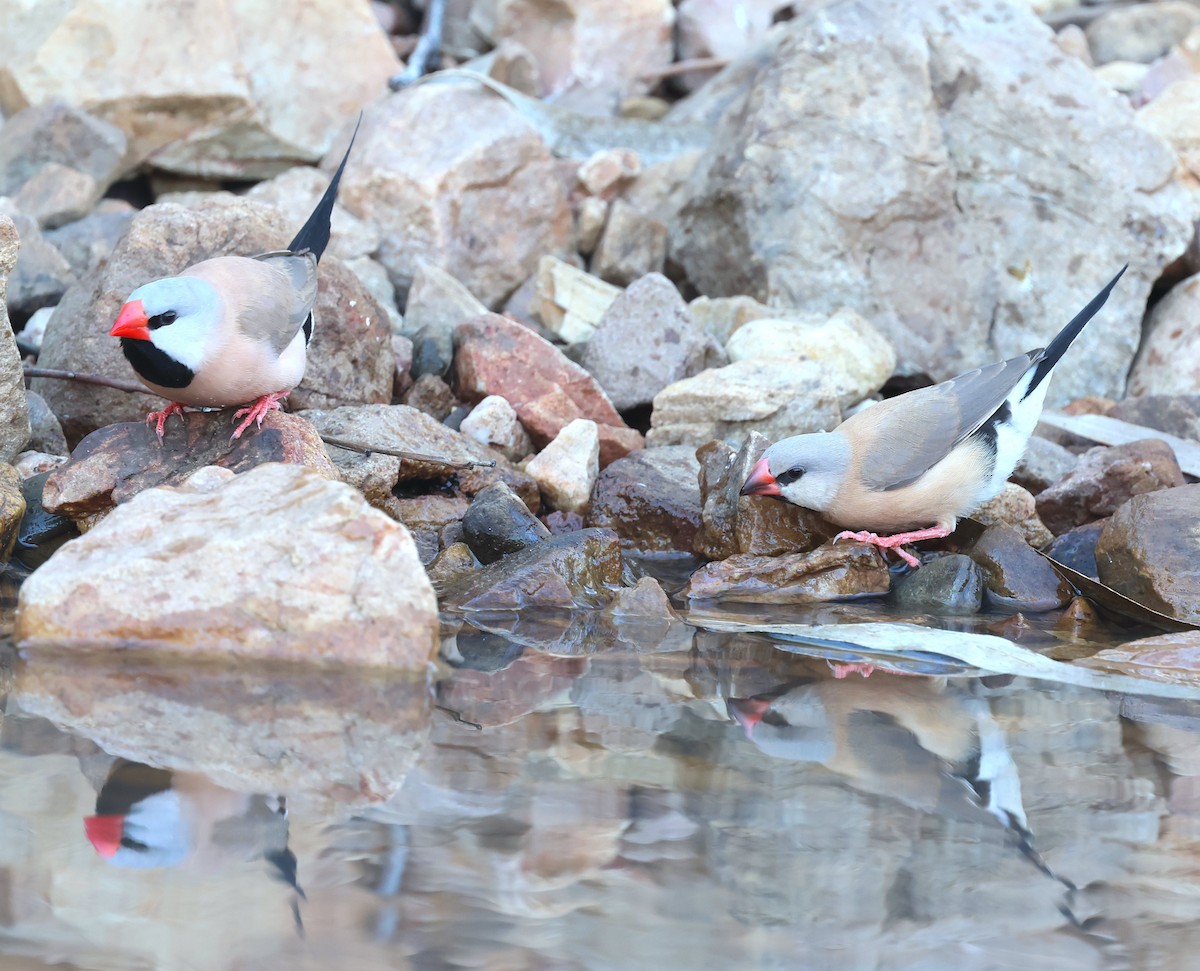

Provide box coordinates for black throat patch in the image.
[120,339,195,390]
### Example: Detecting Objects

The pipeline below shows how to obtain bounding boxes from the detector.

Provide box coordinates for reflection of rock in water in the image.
[13,655,433,815]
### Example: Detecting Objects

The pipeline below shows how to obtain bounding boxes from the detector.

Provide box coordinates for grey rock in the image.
[1046,520,1106,580]
[462,482,551,565]
[402,262,487,379]
[25,391,67,456]
[43,202,135,278]
[1109,394,1200,442]
[1,208,75,316]
[1011,435,1079,494]
[968,524,1073,612]
[590,199,668,286]
[0,101,127,197]
[1085,1,1200,65]
[581,272,718,411]
[0,216,32,461]
[893,553,983,615]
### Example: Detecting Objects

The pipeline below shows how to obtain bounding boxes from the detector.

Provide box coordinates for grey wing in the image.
[856,352,1040,492]
[253,250,319,347]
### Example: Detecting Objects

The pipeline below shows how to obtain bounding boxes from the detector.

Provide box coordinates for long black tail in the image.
[1025,264,1127,397]
[286,114,362,261]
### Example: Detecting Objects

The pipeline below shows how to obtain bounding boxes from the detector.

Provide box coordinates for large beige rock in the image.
[1128,269,1200,397]
[1085,2,1200,65]
[33,198,392,444]
[725,309,896,409]
[1137,76,1200,181]
[333,85,573,307]
[670,0,1190,404]
[16,464,439,667]
[0,0,399,178]
[471,0,675,99]
[0,217,31,462]
[647,359,841,447]
[525,418,599,513]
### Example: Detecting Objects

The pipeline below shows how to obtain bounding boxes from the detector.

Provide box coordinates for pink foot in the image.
[833,525,953,569]
[830,661,876,679]
[146,401,187,442]
[231,391,288,440]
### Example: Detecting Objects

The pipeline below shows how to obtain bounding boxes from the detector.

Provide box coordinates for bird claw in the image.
[834,529,922,569]
[145,402,187,443]
[231,391,288,440]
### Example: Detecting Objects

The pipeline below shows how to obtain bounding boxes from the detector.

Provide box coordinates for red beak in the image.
[740,457,781,497]
[727,698,772,738]
[110,299,150,341]
[84,814,125,858]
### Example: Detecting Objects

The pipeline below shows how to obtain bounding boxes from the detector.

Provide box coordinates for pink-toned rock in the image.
[1128,270,1200,396]
[17,464,438,668]
[1035,439,1186,535]
[41,411,337,522]
[681,543,890,603]
[453,312,644,466]
[332,85,572,307]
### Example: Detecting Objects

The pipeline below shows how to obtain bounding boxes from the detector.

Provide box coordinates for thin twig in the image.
[388,0,447,90]
[323,436,496,469]
[23,366,147,395]
[639,57,730,82]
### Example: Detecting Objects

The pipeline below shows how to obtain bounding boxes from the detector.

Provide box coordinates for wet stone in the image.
[1034,439,1185,536]
[41,411,337,523]
[440,527,624,611]
[892,554,984,615]
[543,510,585,534]
[1096,484,1200,624]
[968,524,1073,613]
[586,445,702,556]
[695,434,833,560]
[680,543,890,604]
[0,464,27,564]
[462,482,551,565]
[426,542,479,597]
[402,373,461,422]
[1046,520,1107,580]
[13,470,75,571]
[386,495,470,565]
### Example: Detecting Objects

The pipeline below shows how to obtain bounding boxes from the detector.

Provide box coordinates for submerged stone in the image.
[968,524,1073,613]
[681,543,890,603]
[892,554,983,615]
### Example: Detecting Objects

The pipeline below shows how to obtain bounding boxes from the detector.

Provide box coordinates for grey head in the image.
[125,275,223,373]
[754,432,853,512]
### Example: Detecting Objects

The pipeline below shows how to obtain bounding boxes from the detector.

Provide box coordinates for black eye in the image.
[147,310,177,329]
[777,467,805,486]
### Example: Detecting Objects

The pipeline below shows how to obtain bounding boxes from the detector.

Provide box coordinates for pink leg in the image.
[830,661,877,679]
[231,390,289,440]
[145,401,187,442]
[833,525,953,569]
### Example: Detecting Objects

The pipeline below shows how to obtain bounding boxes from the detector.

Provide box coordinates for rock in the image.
[460,395,534,462]
[525,418,600,513]
[299,403,539,512]
[543,510,584,534]
[576,196,609,256]
[245,166,382,261]
[391,333,414,398]
[1045,520,1106,579]
[335,85,571,307]
[472,0,674,100]
[695,434,833,559]
[1137,75,1200,182]
[426,542,480,596]
[1096,484,1200,624]
[402,262,489,379]
[968,524,1073,612]
[453,312,644,466]
[536,255,622,343]
[14,451,68,480]
[440,527,624,610]
[1096,60,1153,95]
[41,411,336,523]
[586,445,702,556]
[13,470,75,571]
[680,543,890,603]
[0,464,27,563]
[603,575,684,648]
[0,0,399,178]
[725,309,897,409]
[1085,2,1200,65]
[1055,24,1092,66]
[1,208,75,316]
[1035,439,1185,535]
[0,102,127,199]
[345,255,404,332]
[972,482,1054,550]
[33,198,392,443]
[388,494,470,564]
[402,373,460,421]
[578,148,642,199]
[1128,272,1200,396]
[1108,394,1200,442]
[892,553,984,615]
[581,273,719,411]
[42,202,135,279]
[16,306,53,354]
[462,482,550,565]
[12,163,100,230]
[16,464,438,668]
[1075,631,1200,683]
[676,0,786,91]
[647,359,841,447]
[1011,435,1079,494]
[25,391,67,456]
[0,218,31,462]
[670,1,1189,404]
[590,199,668,286]
[687,293,779,346]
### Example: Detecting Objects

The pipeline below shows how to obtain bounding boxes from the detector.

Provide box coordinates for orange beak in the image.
[727,698,772,738]
[84,814,125,858]
[110,299,150,341]
[740,457,781,497]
